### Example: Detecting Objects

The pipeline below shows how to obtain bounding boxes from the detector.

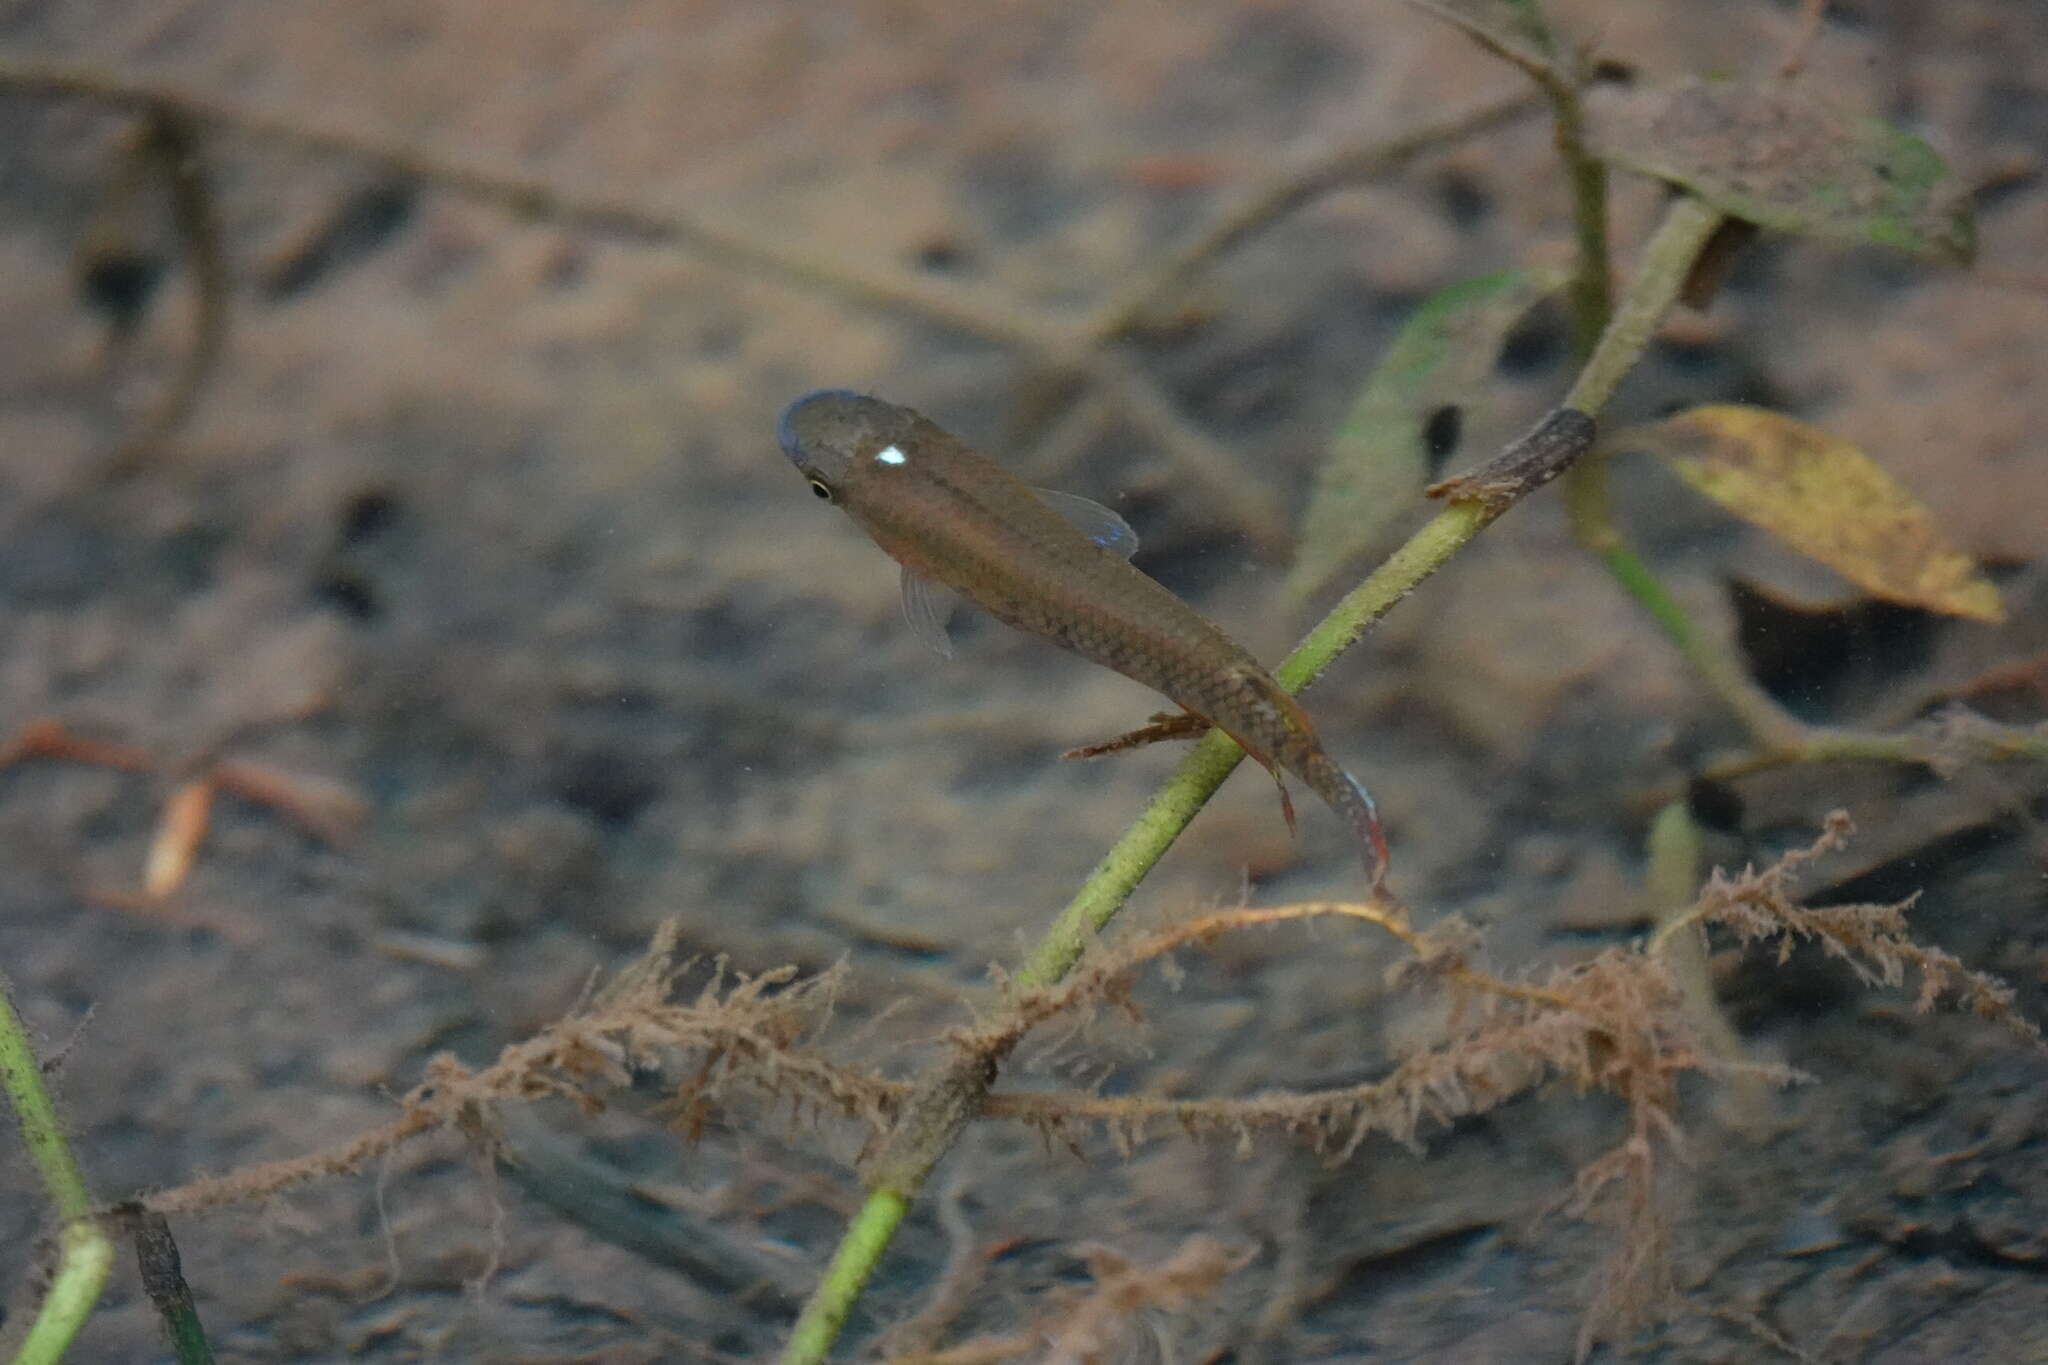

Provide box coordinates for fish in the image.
[776,390,1388,891]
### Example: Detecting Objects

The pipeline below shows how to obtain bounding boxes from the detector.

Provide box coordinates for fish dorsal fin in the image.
[899,565,957,659]
[1034,488,1138,559]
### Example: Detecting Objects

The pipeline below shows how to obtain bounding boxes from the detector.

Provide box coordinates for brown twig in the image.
[1080,90,1541,345]
[128,1211,216,1363]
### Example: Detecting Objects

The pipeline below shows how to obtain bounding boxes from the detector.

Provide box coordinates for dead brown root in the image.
[118,819,2036,1358]
[137,923,894,1218]
[1663,810,2043,1048]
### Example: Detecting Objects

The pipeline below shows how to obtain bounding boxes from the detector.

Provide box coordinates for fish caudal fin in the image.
[1295,749,1390,894]
[1345,768,1391,893]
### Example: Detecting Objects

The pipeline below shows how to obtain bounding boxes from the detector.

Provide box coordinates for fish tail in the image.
[1297,748,1390,893]
[1233,675,1391,893]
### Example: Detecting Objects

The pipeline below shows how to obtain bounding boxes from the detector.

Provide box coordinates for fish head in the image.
[776,390,921,505]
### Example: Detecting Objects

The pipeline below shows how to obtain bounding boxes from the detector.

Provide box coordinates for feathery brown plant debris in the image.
[97,818,2024,1361]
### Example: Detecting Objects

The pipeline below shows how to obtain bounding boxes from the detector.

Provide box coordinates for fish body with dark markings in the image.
[776,390,1388,889]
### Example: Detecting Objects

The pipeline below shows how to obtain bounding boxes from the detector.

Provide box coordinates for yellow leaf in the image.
[1624,405,2005,623]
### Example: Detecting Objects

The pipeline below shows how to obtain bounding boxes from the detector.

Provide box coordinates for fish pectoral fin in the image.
[1033,488,1139,559]
[899,566,957,660]
[1062,709,1211,760]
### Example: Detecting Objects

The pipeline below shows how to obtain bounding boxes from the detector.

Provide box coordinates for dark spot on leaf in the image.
[1497,301,1567,378]
[1422,404,1462,475]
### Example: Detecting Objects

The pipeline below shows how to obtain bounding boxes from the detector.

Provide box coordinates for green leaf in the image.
[1286,266,1565,602]
[1586,79,1975,263]
[1619,404,2005,622]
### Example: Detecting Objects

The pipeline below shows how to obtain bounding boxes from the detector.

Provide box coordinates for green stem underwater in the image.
[0,975,112,1364]
[781,1190,911,1365]
[1559,196,1806,749]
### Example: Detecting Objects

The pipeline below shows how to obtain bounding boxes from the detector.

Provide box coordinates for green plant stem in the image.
[1527,24,1611,363]
[1702,719,2048,783]
[1084,90,1541,345]
[1560,197,1806,750]
[1558,101,1611,361]
[0,978,111,1364]
[1410,0,1608,356]
[13,1221,113,1365]
[781,1190,910,1365]
[1643,802,1774,1127]
[1561,196,1719,415]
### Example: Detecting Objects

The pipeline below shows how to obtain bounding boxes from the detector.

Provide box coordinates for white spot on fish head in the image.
[875,445,908,466]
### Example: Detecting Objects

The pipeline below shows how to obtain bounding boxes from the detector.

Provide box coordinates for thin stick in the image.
[1082,91,1541,344]
[132,1212,216,1364]
[1408,2,1610,356]
[1560,197,1807,750]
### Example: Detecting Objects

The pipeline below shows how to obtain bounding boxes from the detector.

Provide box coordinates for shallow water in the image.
[1,3,2045,1359]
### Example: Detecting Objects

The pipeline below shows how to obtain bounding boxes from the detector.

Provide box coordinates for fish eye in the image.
[808,478,834,502]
